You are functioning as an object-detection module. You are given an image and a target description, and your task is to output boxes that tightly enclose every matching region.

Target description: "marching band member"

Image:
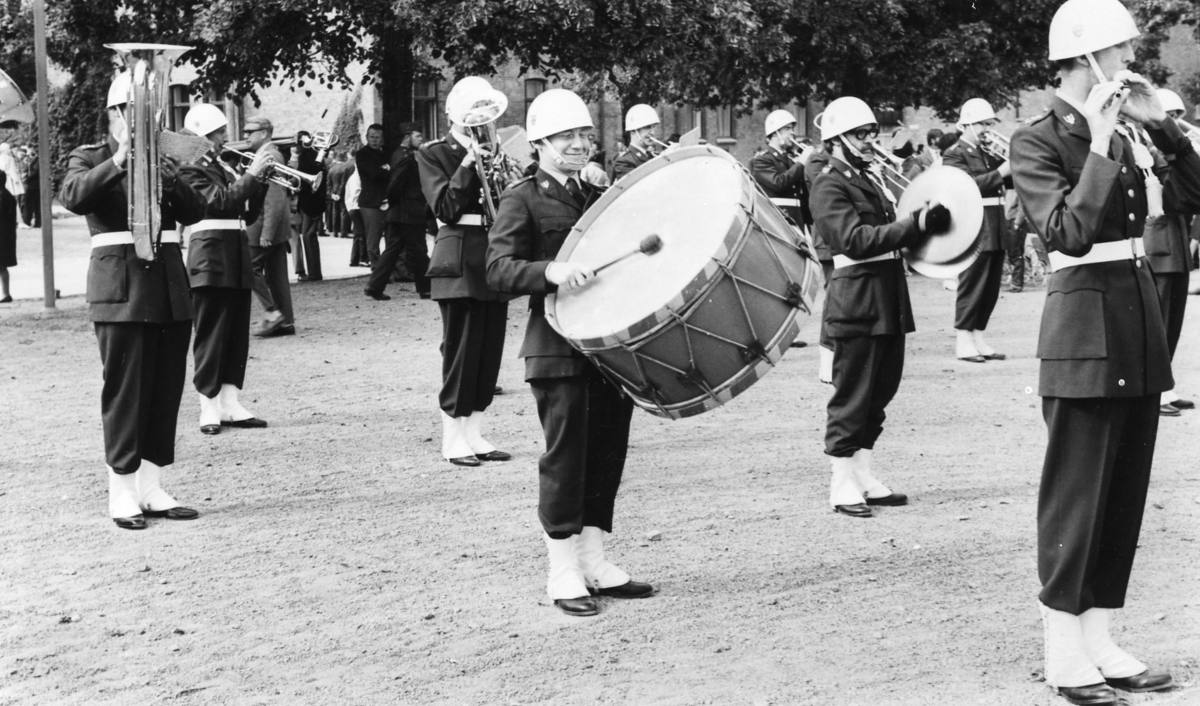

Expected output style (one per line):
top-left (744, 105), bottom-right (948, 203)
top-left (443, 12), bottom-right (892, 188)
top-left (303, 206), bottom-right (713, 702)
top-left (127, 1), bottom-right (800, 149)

top-left (611, 104), bottom-right (662, 181)
top-left (943, 98), bottom-right (1012, 362)
top-left (1147, 88), bottom-right (1195, 416)
top-left (487, 88), bottom-right (654, 617)
top-left (1010, 0), bottom-right (1200, 701)
top-left (750, 109), bottom-right (817, 350)
top-left (804, 142), bottom-right (838, 381)
top-left (418, 76), bottom-right (513, 467)
top-left (809, 97), bottom-right (951, 518)
top-left (59, 72), bottom-right (206, 528)
top-left (179, 104), bottom-right (273, 436)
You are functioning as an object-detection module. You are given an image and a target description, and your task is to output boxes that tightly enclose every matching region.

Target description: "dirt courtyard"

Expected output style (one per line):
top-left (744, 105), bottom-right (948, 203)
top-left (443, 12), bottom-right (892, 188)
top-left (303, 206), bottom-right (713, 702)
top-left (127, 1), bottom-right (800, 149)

top-left (2, 266), bottom-right (1199, 706)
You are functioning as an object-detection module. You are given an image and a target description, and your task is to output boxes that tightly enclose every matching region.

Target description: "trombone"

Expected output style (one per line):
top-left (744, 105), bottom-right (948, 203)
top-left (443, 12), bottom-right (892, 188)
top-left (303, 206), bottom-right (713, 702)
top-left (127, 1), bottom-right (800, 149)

top-left (980, 129), bottom-right (1010, 161)
top-left (223, 147), bottom-right (324, 194)
top-left (868, 143), bottom-right (911, 194)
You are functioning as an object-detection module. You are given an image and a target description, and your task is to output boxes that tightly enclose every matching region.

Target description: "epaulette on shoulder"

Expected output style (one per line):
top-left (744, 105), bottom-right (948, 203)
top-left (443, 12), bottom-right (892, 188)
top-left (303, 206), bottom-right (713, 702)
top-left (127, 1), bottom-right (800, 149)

top-left (79, 141), bottom-right (107, 150)
top-left (424, 137), bottom-right (447, 147)
top-left (1028, 109), bottom-right (1052, 125)
top-left (506, 175), bottom-right (534, 190)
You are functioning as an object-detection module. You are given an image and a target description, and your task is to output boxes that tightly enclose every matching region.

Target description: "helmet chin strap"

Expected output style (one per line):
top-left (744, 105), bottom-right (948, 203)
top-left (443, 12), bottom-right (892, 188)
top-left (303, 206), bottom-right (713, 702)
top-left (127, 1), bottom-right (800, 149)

top-left (541, 140), bottom-right (588, 172)
top-left (838, 134), bottom-right (872, 170)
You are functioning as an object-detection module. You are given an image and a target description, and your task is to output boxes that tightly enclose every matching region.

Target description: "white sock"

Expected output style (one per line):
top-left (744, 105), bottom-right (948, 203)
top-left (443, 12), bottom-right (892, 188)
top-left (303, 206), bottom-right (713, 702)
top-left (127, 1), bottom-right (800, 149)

top-left (577, 526), bottom-right (631, 589)
top-left (819, 345), bottom-right (834, 384)
top-left (956, 329), bottom-right (981, 359)
top-left (544, 534), bottom-right (589, 600)
top-left (1079, 608), bottom-right (1147, 679)
top-left (218, 384), bottom-right (255, 422)
top-left (829, 455), bottom-right (864, 507)
top-left (853, 448), bottom-right (892, 499)
top-left (108, 466), bottom-right (142, 519)
top-left (1040, 603), bottom-right (1106, 687)
top-left (462, 412), bottom-right (496, 454)
top-left (198, 393), bottom-right (221, 427)
top-left (1161, 389), bottom-right (1179, 405)
top-left (137, 460), bottom-right (179, 512)
top-left (440, 411), bottom-right (474, 459)
top-left (971, 329), bottom-right (996, 357)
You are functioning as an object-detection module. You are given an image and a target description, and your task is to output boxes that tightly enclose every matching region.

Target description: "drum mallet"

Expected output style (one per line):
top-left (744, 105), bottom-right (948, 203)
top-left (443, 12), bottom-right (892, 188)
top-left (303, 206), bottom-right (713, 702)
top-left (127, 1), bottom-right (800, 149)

top-left (593, 234), bottom-right (663, 274)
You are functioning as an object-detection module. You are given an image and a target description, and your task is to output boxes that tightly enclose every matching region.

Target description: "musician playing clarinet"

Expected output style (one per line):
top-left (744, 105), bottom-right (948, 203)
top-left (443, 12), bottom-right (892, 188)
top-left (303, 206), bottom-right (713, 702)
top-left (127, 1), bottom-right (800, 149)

top-left (487, 88), bottom-right (655, 618)
top-left (809, 97), bottom-right (951, 519)
top-left (1010, 0), bottom-right (1200, 701)
top-left (59, 72), bottom-right (206, 529)
top-left (943, 98), bottom-right (1012, 363)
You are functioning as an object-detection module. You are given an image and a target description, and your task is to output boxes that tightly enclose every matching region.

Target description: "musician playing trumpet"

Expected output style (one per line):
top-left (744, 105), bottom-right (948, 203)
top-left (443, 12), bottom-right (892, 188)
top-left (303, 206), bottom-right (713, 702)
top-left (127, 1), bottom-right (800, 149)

top-left (418, 76), bottom-right (513, 467)
top-left (942, 98), bottom-right (1012, 362)
top-left (612, 104), bottom-right (663, 181)
top-left (809, 97), bottom-right (952, 519)
top-left (178, 104), bottom-right (274, 436)
top-left (59, 71), bottom-right (207, 529)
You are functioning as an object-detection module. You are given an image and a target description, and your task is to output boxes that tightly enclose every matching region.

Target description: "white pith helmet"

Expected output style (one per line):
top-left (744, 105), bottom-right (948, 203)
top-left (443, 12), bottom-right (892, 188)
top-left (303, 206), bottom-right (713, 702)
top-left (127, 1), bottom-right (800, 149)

top-left (765, 109), bottom-right (797, 137)
top-left (445, 76), bottom-right (508, 127)
top-left (958, 98), bottom-right (997, 126)
top-left (816, 97), bottom-right (876, 141)
top-left (106, 72), bottom-right (131, 109)
top-left (526, 89), bottom-right (593, 142)
top-left (1048, 0), bottom-right (1140, 61)
top-left (624, 103), bottom-right (660, 132)
top-left (1157, 88), bottom-right (1185, 114)
top-left (183, 103), bottom-right (228, 137)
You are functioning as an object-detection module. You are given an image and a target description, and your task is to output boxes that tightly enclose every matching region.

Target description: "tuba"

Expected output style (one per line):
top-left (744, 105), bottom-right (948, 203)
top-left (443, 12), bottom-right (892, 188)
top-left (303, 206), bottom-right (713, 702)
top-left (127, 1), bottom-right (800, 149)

top-left (105, 43), bottom-right (192, 262)
top-left (0, 68), bottom-right (34, 128)
top-left (455, 92), bottom-right (512, 226)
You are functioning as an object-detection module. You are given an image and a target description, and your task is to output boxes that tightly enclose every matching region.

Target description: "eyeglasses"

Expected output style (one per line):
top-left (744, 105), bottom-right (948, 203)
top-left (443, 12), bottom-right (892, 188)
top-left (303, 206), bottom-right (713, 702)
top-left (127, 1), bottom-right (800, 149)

top-left (244, 127), bottom-right (266, 135)
top-left (847, 126), bottom-right (880, 141)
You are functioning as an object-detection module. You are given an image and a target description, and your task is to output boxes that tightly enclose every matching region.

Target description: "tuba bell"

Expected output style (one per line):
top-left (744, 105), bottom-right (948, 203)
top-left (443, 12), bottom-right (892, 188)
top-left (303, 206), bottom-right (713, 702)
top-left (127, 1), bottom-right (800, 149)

top-left (0, 68), bottom-right (34, 128)
top-left (105, 43), bottom-right (193, 262)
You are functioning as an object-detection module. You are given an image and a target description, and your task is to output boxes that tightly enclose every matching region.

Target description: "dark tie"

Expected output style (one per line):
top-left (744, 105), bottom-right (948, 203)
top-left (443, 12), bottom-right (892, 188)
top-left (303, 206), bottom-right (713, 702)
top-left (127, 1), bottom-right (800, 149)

top-left (565, 177), bottom-right (585, 207)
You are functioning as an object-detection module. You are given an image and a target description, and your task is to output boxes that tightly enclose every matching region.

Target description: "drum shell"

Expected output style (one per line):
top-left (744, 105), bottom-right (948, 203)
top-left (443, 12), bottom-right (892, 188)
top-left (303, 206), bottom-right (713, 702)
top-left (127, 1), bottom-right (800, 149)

top-left (549, 146), bottom-right (819, 419)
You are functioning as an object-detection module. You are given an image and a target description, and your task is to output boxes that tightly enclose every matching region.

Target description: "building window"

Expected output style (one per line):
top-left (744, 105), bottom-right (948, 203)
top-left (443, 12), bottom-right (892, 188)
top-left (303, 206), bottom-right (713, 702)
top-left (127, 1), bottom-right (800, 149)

top-left (169, 85), bottom-right (192, 132)
top-left (414, 79), bottom-right (440, 137)
top-left (525, 78), bottom-right (547, 114)
top-left (714, 105), bottom-right (735, 140)
top-left (675, 105), bottom-right (702, 138)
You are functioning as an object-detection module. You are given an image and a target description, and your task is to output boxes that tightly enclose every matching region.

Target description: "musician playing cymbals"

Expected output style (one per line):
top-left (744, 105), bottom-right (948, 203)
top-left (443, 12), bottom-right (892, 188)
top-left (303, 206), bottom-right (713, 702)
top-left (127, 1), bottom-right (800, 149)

top-left (59, 71), bottom-right (207, 529)
top-left (487, 88), bottom-right (655, 618)
top-left (942, 98), bottom-right (1012, 363)
top-left (1009, 0), bottom-right (1200, 701)
top-left (809, 97), bottom-right (951, 519)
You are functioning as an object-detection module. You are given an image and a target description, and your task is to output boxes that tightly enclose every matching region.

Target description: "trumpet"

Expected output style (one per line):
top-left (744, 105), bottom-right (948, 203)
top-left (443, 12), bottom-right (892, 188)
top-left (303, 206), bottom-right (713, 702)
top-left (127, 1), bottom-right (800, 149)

top-left (980, 129), bottom-right (1009, 161)
top-left (786, 136), bottom-right (814, 164)
top-left (223, 147), bottom-right (324, 194)
top-left (1175, 119), bottom-right (1200, 146)
top-left (868, 142), bottom-right (911, 193)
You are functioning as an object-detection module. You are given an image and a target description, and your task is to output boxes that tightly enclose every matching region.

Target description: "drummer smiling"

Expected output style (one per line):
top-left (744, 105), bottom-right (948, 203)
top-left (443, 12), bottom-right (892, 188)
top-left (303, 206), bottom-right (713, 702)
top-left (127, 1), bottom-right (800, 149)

top-left (486, 88), bottom-right (656, 618)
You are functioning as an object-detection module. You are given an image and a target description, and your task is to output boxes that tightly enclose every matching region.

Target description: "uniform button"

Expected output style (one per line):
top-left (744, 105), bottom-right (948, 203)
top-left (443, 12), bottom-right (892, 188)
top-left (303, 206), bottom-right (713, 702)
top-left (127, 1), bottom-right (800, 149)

top-left (1127, 189), bottom-right (1135, 197)
top-left (1128, 213), bottom-right (1135, 221)
top-left (1136, 260), bottom-right (1142, 268)
top-left (1118, 379), bottom-right (1125, 386)
top-left (1122, 167), bottom-right (1128, 173)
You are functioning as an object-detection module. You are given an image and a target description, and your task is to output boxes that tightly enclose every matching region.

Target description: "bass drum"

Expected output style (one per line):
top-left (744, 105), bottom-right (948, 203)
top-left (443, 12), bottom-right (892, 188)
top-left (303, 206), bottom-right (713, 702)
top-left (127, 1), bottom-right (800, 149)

top-left (546, 145), bottom-right (820, 419)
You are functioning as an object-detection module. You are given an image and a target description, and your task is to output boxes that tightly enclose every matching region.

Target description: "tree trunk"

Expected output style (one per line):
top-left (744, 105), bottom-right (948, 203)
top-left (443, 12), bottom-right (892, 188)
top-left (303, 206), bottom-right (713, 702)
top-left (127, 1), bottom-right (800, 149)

top-left (376, 27), bottom-right (414, 154)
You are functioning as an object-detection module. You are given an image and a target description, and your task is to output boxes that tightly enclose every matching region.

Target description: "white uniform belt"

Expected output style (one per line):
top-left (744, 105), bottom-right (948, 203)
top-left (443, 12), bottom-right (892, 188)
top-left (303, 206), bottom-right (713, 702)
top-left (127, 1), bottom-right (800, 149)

top-left (1048, 238), bottom-right (1145, 272)
top-left (91, 230), bottom-right (180, 248)
top-left (833, 251), bottom-right (900, 269)
top-left (191, 218), bottom-right (244, 232)
top-left (980, 197), bottom-right (1004, 206)
top-left (770, 198), bottom-right (803, 208)
top-left (436, 214), bottom-right (485, 228)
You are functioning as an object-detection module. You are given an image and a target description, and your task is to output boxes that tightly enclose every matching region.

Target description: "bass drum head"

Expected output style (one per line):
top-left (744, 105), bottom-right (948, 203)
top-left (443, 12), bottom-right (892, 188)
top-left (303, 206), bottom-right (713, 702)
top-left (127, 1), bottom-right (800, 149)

top-left (551, 147), bottom-right (746, 343)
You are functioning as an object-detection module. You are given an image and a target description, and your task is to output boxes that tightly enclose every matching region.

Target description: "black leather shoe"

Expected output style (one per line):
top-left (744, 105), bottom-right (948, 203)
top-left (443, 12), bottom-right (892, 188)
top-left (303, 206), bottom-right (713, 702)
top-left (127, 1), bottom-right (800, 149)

top-left (1159, 403), bottom-right (1181, 417)
top-left (113, 514), bottom-right (147, 530)
top-left (594, 581), bottom-right (655, 599)
top-left (1169, 398), bottom-right (1195, 410)
top-left (448, 456), bottom-right (482, 467)
top-left (476, 450), bottom-right (512, 462)
top-left (1054, 683), bottom-right (1117, 705)
top-left (365, 289), bottom-right (391, 301)
top-left (253, 316), bottom-right (286, 337)
top-left (258, 324), bottom-right (295, 338)
top-left (553, 596), bottom-right (599, 616)
top-left (789, 340), bottom-right (808, 348)
top-left (1105, 669), bottom-right (1173, 693)
top-left (834, 503), bottom-right (872, 518)
top-left (982, 352), bottom-right (1007, 360)
top-left (200, 424), bottom-right (221, 435)
top-left (494, 385), bottom-right (504, 394)
top-left (222, 417), bottom-right (268, 428)
top-left (865, 493), bottom-right (908, 506)
top-left (142, 506), bottom-right (200, 520)
top-left (958, 355), bottom-right (987, 363)
top-left (419, 293), bottom-right (432, 299)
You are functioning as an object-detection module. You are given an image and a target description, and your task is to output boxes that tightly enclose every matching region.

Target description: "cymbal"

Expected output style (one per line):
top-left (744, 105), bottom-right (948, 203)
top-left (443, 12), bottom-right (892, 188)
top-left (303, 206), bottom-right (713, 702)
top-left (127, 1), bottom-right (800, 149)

top-left (898, 166), bottom-right (983, 267)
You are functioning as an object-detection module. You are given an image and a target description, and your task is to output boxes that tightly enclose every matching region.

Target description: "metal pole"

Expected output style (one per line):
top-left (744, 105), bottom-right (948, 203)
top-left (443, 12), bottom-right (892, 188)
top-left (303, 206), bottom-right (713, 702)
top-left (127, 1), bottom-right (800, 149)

top-left (33, 0), bottom-right (55, 310)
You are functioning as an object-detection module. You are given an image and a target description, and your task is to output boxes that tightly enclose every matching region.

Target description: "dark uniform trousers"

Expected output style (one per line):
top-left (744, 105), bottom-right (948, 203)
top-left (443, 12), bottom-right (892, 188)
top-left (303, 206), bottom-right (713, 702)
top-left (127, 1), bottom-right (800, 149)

top-left (1012, 97), bottom-right (1200, 615)
top-left (1154, 272), bottom-right (1188, 356)
top-left (97, 321), bottom-right (192, 471)
top-left (810, 156), bottom-right (920, 459)
top-left (486, 167), bottom-right (632, 539)
top-left (420, 134), bottom-right (513, 418)
top-left (1146, 214), bottom-right (1192, 358)
top-left (943, 140), bottom-right (1010, 330)
top-left (60, 137), bottom-right (206, 476)
top-left (192, 288), bottom-right (251, 398)
top-left (300, 212), bottom-right (323, 279)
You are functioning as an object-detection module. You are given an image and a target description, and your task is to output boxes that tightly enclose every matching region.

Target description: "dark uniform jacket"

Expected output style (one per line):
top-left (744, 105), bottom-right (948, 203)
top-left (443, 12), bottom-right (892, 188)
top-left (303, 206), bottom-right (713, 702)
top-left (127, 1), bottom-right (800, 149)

top-left (1143, 147), bottom-right (1194, 274)
top-left (179, 159), bottom-right (262, 290)
top-left (941, 138), bottom-right (1010, 251)
top-left (245, 144), bottom-right (291, 248)
top-left (355, 145), bottom-right (389, 209)
top-left (418, 134), bottom-right (509, 301)
top-left (810, 156), bottom-right (921, 339)
top-left (804, 151), bottom-right (833, 261)
top-left (386, 145), bottom-right (427, 225)
top-left (486, 169), bottom-right (602, 380)
top-left (750, 145), bottom-right (811, 229)
top-left (60, 137), bottom-right (206, 323)
top-left (1011, 96), bottom-right (1200, 398)
top-left (611, 144), bottom-right (654, 181)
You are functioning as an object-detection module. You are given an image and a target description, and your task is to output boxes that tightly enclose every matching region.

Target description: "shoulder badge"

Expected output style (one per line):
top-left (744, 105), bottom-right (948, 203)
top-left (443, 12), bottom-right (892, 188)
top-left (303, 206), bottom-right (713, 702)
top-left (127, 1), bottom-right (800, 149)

top-left (1063, 112), bottom-right (1076, 125)
top-left (539, 179), bottom-right (551, 190)
top-left (843, 169), bottom-right (852, 178)
top-left (821, 165), bottom-right (832, 174)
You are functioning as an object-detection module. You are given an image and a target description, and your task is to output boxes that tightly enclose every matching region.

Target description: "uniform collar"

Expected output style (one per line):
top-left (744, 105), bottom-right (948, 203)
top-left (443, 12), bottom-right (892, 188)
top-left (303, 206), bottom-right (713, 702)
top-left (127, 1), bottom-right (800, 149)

top-left (535, 167), bottom-right (588, 209)
top-left (1052, 92), bottom-right (1091, 140)
top-left (450, 130), bottom-right (473, 150)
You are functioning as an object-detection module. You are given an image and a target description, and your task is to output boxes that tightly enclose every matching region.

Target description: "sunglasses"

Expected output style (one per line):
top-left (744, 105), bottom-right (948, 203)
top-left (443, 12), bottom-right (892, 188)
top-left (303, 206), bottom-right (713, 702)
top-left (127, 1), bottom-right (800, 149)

top-left (847, 126), bottom-right (880, 141)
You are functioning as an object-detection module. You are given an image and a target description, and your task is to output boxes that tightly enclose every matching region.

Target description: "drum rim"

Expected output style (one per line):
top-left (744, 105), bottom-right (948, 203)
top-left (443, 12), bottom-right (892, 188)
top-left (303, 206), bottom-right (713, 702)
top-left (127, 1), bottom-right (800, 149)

top-left (547, 145), bottom-right (754, 349)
